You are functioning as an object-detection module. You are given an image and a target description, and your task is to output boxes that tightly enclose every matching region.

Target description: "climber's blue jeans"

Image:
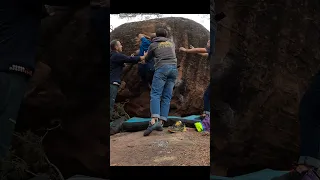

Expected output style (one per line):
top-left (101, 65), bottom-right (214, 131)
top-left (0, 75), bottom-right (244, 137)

top-left (150, 64), bottom-right (178, 121)
top-left (298, 70), bottom-right (320, 168)
top-left (0, 72), bottom-right (28, 159)
top-left (203, 83), bottom-right (211, 115)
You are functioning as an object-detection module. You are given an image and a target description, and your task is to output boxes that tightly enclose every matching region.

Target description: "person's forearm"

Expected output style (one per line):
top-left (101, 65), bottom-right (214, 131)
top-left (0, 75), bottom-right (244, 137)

top-left (198, 53), bottom-right (209, 57)
top-left (185, 48), bottom-right (207, 54)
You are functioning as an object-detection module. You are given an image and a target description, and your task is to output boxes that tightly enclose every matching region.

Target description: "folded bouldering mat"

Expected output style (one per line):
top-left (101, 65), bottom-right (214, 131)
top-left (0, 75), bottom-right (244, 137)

top-left (122, 115), bottom-right (202, 132)
top-left (210, 169), bottom-right (288, 180)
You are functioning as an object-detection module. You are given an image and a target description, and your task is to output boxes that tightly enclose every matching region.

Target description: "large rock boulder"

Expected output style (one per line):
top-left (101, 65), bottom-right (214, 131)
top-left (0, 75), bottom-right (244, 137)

top-left (212, 0), bottom-right (320, 176)
top-left (110, 17), bottom-right (210, 117)
top-left (16, 7), bottom-right (109, 178)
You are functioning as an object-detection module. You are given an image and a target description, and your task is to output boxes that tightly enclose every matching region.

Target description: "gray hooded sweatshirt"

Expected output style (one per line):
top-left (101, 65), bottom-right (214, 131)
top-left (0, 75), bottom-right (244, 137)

top-left (145, 37), bottom-right (177, 69)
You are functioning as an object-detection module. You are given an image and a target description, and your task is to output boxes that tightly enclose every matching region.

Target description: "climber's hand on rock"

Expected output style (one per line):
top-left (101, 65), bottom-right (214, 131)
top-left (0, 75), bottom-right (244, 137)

top-left (131, 53), bottom-right (135, 57)
top-left (179, 47), bottom-right (187, 52)
top-left (189, 45), bottom-right (194, 49)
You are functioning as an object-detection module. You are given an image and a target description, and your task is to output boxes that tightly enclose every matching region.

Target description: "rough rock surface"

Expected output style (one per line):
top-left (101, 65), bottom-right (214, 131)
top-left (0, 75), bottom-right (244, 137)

top-left (212, 0), bottom-right (320, 176)
top-left (16, 7), bottom-right (109, 178)
top-left (110, 17), bottom-right (210, 118)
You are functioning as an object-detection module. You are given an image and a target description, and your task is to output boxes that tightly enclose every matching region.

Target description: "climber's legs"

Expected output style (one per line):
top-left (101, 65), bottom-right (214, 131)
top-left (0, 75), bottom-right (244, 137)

top-left (138, 63), bottom-right (148, 85)
top-left (298, 70), bottom-right (320, 168)
top-left (139, 59), bottom-right (155, 88)
top-left (203, 83), bottom-right (211, 116)
top-left (146, 59), bottom-right (155, 87)
top-left (146, 69), bottom-right (154, 87)
top-left (150, 64), bottom-right (178, 121)
top-left (110, 84), bottom-right (119, 116)
top-left (0, 72), bottom-right (28, 159)
top-left (201, 9), bottom-right (216, 119)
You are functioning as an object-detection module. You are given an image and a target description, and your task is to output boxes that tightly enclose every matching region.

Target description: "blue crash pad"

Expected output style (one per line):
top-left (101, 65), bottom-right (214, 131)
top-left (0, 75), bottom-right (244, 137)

top-left (210, 169), bottom-right (288, 180)
top-left (182, 115), bottom-right (201, 120)
top-left (125, 115), bottom-right (201, 123)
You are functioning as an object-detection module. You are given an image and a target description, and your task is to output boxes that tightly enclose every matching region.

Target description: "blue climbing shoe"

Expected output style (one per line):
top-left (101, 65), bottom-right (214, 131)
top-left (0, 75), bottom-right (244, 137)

top-left (143, 119), bottom-right (159, 136)
top-left (155, 120), bottom-right (164, 131)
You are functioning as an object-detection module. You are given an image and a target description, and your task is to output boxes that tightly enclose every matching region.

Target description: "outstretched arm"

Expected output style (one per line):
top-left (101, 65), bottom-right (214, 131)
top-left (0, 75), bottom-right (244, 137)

top-left (132, 49), bottom-right (140, 56)
top-left (189, 45), bottom-right (208, 57)
top-left (118, 53), bottom-right (144, 64)
top-left (179, 47), bottom-right (208, 54)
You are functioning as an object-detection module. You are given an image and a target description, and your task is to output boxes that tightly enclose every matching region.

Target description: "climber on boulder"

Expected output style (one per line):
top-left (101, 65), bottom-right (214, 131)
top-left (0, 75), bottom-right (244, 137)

top-left (0, 0), bottom-right (95, 161)
top-left (142, 28), bottom-right (178, 136)
top-left (135, 33), bottom-right (156, 89)
top-left (110, 39), bottom-right (146, 115)
top-left (179, 40), bottom-right (211, 119)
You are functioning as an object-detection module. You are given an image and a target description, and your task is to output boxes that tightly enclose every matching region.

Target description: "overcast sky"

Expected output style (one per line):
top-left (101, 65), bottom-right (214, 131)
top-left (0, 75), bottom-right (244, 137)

top-left (110, 14), bottom-right (210, 32)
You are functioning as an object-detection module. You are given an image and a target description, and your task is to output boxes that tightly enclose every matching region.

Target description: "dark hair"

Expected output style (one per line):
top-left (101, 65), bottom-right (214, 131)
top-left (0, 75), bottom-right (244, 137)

top-left (110, 40), bottom-right (119, 50)
top-left (156, 28), bottom-right (167, 37)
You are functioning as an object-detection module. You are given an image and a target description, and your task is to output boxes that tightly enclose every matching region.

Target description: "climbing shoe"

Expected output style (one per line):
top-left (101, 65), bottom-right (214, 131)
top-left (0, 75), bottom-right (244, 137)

top-left (196, 113), bottom-right (209, 120)
top-left (199, 113), bottom-right (206, 120)
top-left (168, 121), bottom-right (186, 133)
top-left (143, 119), bottom-right (159, 136)
top-left (155, 120), bottom-right (164, 131)
top-left (271, 168), bottom-right (320, 180)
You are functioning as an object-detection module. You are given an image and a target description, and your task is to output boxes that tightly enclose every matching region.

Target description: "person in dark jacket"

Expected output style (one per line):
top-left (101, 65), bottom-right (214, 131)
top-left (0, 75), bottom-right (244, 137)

top-left (110, 40), bottom-right (146, 114)
top-left (142, 28), bottom-right (178, 136)
top-left (179, 39), bottom-right (211, 119)
top-left (0, 0), bottom-right (95, 160)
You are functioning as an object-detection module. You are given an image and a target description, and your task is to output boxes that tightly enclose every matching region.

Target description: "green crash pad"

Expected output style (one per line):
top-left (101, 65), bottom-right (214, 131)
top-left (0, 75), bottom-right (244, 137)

top-left (211, 169), bottom-right (288, 180)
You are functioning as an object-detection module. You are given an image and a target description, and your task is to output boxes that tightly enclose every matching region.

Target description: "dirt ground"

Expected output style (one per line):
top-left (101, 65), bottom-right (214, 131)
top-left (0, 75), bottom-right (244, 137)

top-left (110, 127), bottom-right (210, 166)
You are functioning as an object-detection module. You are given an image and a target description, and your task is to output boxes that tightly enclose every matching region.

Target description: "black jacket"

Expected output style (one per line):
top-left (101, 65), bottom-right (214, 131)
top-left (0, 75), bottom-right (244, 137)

top-left (110, 51), bottom-right (140, 84)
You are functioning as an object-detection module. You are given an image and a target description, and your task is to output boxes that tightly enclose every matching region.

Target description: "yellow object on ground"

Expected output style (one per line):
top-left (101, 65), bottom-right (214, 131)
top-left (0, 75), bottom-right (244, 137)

top-left (194, 122), bottom-right (204, 132)
top-left (168, 121), bottom-right (186, 133)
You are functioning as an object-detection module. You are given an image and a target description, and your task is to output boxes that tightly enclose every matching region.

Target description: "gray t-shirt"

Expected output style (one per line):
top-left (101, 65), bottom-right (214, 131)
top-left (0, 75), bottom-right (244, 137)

top-left (145, 37), bottom-right (177, 69)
